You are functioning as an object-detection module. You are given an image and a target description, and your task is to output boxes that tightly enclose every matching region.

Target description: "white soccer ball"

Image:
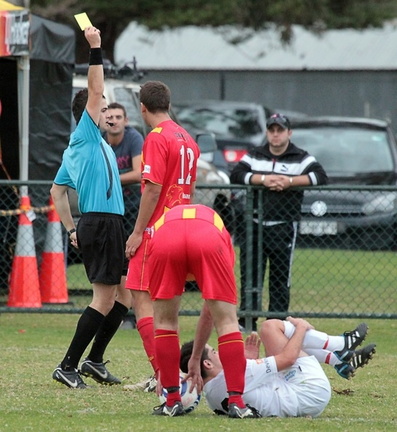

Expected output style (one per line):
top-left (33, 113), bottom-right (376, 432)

top-left (159, 373), bottom-right (201, 414)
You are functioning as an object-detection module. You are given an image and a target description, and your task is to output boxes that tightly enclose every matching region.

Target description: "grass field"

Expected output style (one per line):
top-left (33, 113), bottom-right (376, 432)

top-left (63, 247), bottom-right (397, 317)
top-left (1, 313), bottom-right (396, 432)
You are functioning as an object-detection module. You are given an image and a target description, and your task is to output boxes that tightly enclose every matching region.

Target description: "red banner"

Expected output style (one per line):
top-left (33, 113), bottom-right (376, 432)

top-left (0, 9), bottom-right (29, 57)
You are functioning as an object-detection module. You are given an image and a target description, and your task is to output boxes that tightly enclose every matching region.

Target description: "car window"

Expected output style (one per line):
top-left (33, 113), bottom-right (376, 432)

top-left (293, 127), bottom-right (394, 175)
top-left (175, 106), bottom-right (263, 140)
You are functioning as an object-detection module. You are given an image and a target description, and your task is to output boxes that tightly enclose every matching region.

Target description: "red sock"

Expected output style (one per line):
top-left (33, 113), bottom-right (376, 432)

top-left (218, 332), bottom-right (245, 408)
top-left (137, 317), bottom-right (159, 376)
top-left (325, 352), bottom-right (332, 364)
top-left (154, 329), bottom-right (181, 405)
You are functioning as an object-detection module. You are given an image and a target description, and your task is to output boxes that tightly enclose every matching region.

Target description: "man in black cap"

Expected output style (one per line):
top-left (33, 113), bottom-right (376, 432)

top-left (230, 113), bottom-right (328, 329)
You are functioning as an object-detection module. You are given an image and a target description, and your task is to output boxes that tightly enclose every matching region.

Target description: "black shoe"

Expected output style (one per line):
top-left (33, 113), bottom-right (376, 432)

top-left (335, 323), bottom-right (368, 361)
top-left (334, 362), bottom-right (355, 380)
top-left (52, 365), bottom-right (88, 389)
top-left (228, 403), bottom-right (262, 418)
top-left (80, 359), bottom-right (121, 385)
top-left (350, 343), bottom-right (376, 369)
top-left (152, 401), bottom-right (185, 417)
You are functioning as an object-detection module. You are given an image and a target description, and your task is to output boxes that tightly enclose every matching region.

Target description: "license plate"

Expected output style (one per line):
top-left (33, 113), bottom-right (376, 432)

top-left (299, 221), bottom-right (338, 236)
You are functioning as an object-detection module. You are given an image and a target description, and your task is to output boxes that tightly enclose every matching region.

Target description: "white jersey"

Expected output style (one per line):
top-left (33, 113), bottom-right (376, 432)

top-left (203, 355), bottom-right (331, 418)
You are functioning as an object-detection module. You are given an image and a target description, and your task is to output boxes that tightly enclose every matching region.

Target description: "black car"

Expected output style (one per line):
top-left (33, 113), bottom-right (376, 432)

top-left (173, 100), bottom-right (271, 173)
top-left (292, 116), bottom-right (397, 250)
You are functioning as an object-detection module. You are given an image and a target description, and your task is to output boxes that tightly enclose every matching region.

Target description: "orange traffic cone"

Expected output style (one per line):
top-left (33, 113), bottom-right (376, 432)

top-left (39, 197), bottom-right (68, 303)
top-left (7, 195), bottom-right (42, 308)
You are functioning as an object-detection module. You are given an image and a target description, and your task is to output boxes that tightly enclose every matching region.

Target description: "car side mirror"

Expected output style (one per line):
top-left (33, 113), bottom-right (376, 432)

top-left (196, 133), bottom-right (217, 153)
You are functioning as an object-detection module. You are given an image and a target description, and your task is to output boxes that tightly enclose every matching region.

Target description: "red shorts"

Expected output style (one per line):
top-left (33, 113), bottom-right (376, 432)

top-left (125, 232), bottom-right (151, 291)
top-left (148, 217), bottom-right (237, 304)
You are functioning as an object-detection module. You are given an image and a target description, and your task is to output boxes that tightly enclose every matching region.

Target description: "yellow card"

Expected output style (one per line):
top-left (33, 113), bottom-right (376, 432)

top-left (74, 13), bottom-right (93, 31)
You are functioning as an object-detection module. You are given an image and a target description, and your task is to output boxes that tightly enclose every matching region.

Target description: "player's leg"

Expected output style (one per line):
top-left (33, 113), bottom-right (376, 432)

top-left (283, 319), bottom-right (368, 354)
top-left (53, 282), bottom-right (117, 389)
top-left (279, 318), bottom-right (375, 379)
top-left (126, 239), bottom-right (158, 378)
top-left (206, 299), bottom-right (260, 418)
top-left (81, 279), bottom-right (130, 385)
top-left (258, 318), bottom-right (290, 356)
top-left (130, 290), bottom-right (158, 380)
top-left (152, 296), bottom-right (185, 416)
top-left (150, 221), bottom-right (189, 416)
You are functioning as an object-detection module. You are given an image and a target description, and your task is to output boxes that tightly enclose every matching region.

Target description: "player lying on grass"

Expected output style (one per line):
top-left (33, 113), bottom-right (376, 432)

top-left (180, 318), bottom-right (376, 418)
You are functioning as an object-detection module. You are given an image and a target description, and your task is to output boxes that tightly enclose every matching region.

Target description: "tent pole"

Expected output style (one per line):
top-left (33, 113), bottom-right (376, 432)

top-left (17, 54), bottom-right (29, 195)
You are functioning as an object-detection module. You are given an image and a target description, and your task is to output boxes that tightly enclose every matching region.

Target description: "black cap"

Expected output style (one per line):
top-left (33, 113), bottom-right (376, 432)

top-left (266, 113), bottom-right (291, 130)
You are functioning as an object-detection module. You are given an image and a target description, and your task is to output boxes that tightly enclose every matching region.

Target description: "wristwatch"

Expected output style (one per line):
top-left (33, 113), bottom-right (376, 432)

top-left (67, 228), bottom-right (76, 237)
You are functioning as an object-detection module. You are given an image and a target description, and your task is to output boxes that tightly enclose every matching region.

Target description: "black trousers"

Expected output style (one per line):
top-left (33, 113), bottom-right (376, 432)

top-left (239, 221), bottom-right (297, 318)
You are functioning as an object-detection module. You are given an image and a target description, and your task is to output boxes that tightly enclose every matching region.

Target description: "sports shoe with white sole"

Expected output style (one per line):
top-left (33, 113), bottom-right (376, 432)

top-left (334, 342), bottom-right (376, 379)
top-left (143, 375), bottom-right (157, 392)
top-left (52, 365), bottom-right (88, 389)
top-left (335, 322), bottom-right (368, 361)
top-left (228, 403), bottom-right (262, 419)
top-left (80, 359), bottom-right (121, 385)
top-left (152, 401), bottom-right (185, 417)
top-left (350, 343), bottom-right (376, 369)
top-left (123, 375), bottom-right (157, 392)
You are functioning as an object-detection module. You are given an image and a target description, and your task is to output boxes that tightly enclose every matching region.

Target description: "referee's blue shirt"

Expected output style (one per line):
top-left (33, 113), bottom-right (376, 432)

top-left (54, 109), bottom-right (124, 215)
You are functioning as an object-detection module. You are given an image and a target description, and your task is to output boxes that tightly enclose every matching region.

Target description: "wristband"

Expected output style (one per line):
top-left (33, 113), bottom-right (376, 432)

top-left (68, 228), bottom-right (76, 237)
top-left (289, 177), bottom-right (293, 185)
top-left (261, 174), bottom-right (266, 184)
top-left (89, 47), bottom-right (103, 65)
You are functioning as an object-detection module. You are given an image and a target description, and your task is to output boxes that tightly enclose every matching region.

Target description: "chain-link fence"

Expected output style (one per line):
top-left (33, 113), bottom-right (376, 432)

top-left (1, 181), bottom-right (396, 324)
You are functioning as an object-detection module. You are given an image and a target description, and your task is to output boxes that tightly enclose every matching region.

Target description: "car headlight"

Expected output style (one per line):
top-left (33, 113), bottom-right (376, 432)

top-left (362, 193), bottom-right (397, 215)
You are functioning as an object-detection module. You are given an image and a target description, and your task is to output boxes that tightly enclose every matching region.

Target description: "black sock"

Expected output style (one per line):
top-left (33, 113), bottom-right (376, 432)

top-left (87, 301), bottom-right (129, 363)
top-left (61, 306), bottom-right (104, 371)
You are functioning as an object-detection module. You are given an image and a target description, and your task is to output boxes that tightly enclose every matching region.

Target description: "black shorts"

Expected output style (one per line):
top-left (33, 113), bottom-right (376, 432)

top-left (77, 212), bottom-right (125, 285)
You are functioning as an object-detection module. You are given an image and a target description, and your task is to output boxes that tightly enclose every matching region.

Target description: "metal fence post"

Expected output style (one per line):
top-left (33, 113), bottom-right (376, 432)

top-left (244, 187), bottom-right (254, 332)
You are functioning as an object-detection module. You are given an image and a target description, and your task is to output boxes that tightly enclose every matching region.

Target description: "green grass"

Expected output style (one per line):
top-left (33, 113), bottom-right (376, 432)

top-left (63, 248), bottom-right (397, 317)
top-left (1, 314), bottom-right (396, 431)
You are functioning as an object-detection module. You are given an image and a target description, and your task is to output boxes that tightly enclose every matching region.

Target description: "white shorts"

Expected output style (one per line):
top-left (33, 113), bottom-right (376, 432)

top-left (283, 356), bottom-right (332, 417)
top-left (243, 355), bottom-right (331, 417)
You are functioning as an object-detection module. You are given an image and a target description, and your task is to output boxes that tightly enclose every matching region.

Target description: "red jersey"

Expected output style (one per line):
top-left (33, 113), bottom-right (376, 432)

top-left (141, 119), bottom-right (200, 227)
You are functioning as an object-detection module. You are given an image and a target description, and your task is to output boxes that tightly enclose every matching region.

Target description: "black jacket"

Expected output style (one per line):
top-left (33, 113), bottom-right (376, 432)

top-left (230, 142), bottom-right (328, 222)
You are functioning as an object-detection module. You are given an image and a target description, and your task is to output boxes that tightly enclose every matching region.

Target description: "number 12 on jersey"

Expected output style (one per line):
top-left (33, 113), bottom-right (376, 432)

top-left (178, 145), bottom-right (195, 185)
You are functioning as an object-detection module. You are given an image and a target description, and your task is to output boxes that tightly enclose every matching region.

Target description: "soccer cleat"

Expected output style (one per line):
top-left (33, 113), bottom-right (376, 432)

top-left (80, 359), bottom-right (121, 385)
top-left (143, 375), bottom-right (157, 393)
top-left (335, 322), bottom-right (368, 361)
top-left (228, 403), bottom-right (262, 419)
top-left (334, 362), bottom-right (355, 380)
top-left (350, 343), bottom-right (376, 369)
top-left (52, 365), bottom-right (88, 389)
top-left (152, 401), bottom-right (185, 417)
top-left (123, 375), bottom-right (157, 392)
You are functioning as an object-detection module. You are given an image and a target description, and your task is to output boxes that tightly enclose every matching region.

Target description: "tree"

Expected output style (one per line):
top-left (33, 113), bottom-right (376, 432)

top-left (30, 0), bottom-right (397, 64)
